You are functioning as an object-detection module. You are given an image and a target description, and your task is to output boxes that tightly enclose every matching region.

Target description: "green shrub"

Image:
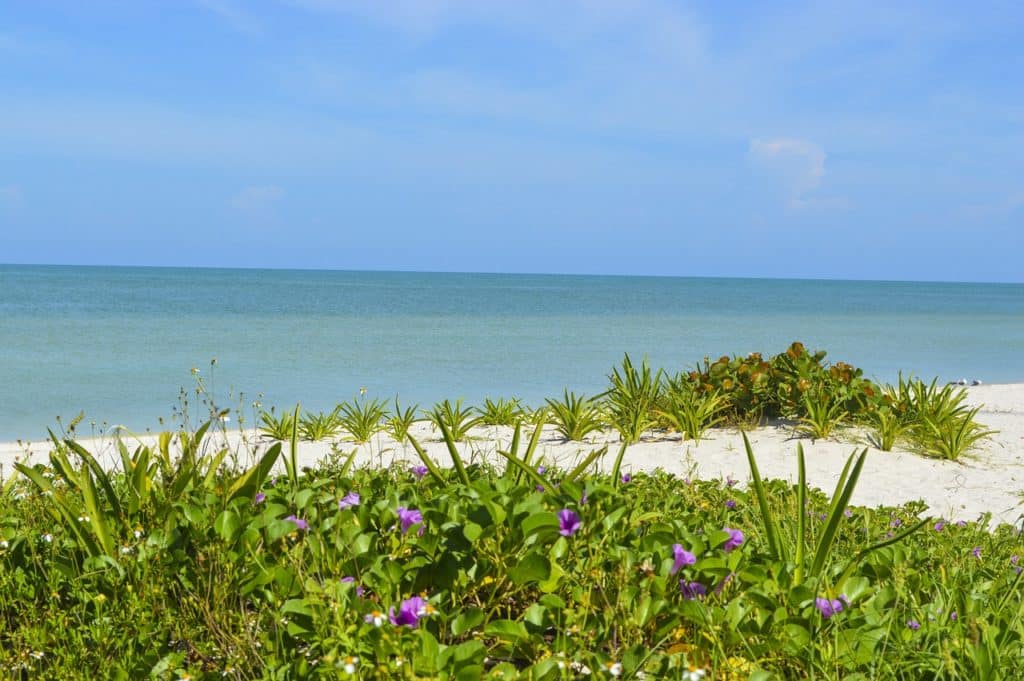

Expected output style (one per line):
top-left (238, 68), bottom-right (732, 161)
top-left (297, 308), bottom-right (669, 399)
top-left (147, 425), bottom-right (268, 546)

top-left (545, 390), bottom-right (605, 441)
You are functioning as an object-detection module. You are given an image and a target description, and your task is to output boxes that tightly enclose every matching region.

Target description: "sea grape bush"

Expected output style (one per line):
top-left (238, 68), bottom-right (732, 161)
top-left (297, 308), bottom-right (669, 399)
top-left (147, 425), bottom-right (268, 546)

top-left (1, 417), bottom-right (1021, 679)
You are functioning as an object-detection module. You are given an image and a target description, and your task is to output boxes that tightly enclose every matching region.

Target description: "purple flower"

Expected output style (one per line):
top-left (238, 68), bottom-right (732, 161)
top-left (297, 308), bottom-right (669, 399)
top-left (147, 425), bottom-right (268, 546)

top-left (934, 520), bottom-right (945, 532)
top-left (726, 476), bottom-right (737, 488)
top-left (536, 466), bottom-right (547, 475)
top-left (580, 490), bottom-right (589, 505)
top-left (679, 581), bottom-right (707, 600)
top-left (972, 546), bottom-right (982, 559)
top-left (621, 473), bottom-right (632, 484)
top-left (907, 619), bottom-right (921, 631)
top-left (389, 596), bottom-right (428, 628)
top-left (890, 517), bottom-right (903, 528)
top-left (725, 499), bottom-right (736, 510)
top-left (254, 492), bottom-right (266, 504)
top-left (843, 509), bottom-right (853, 518)
top-left (535, 484), bottom-right (545, 493)
top-left (411, 465), bottom-right (429, 480)
top-left (1011, 555), bottom-right (1019, 565)
top-left (670, 544), bottom-right (696, 575)
top-left (722, 528), bottom-right (744, 553)
top-left (339, 491), bottom-right (360, 510)
top-left (285, 514), bottom-right (309, 531)
top-left (815, 597), bottom-right (845, 619)
top-left (950, 611), bottom-right (958, 621)
top-left (341, 576), bottom-right (365, 596)
top-left (558, 509), bottom-right (582, 537)
top-left (714, 571), bottom-right (735, 595)
top-left (956, 520), bottom-right (967, 528)
top-left (396, 507), bottom-right (423, 534)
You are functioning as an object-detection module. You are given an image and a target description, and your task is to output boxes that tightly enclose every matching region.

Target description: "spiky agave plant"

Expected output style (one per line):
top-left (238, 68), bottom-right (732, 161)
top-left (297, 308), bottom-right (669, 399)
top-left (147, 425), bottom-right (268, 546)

top-left (259, 406), bottom-right (298, 441)
top-left (545, 390), bottom-right (605, 441)
top-left (428, 399), bottom-right (481, 442)
top-left (656, 377), bottom-right (727, 442)
top-left (476, 397), bottom-right (526, 427)
top-left (337, 396), bottom-right (389, 444)
top-left (604, 354), bottom-right (663, 445)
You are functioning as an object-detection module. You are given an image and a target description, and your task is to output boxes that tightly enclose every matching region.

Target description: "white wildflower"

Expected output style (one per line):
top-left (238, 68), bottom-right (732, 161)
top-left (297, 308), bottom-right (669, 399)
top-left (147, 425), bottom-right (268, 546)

top-left (40, 533), bottom-right (53, 543)
top-left (340, 655), bottom-right (359, 674)
top-left (605, 662), bottom-right (623, 677)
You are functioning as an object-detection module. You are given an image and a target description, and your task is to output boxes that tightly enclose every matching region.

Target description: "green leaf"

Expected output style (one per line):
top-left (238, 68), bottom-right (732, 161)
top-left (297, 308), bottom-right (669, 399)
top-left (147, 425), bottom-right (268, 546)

top-left (484, 620), bottom-right (528, 642)
top-left (214, 509), bottom-right (241, 543)
top-left (226, 442), bottom-right (281, 504)
top-left (451, 608), bottom-right (485, 636)
top-left (509, 553), bottom-right (551, 585)
top-left (521, 512), bottom-right (559, 538)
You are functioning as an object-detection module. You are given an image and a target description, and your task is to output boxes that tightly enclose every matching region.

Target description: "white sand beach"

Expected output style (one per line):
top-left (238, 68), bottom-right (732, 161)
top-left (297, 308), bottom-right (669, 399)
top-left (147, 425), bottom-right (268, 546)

top-left (2, 384), bottom-right (1022, 526)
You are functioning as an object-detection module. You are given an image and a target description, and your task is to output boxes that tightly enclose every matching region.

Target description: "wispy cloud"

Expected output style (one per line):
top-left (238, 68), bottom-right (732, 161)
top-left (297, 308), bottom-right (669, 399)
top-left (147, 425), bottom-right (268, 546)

top-left (748, 138), bottom-right (835, 210)
top-left (231, 185), bottom-right (284, 216)
top-left (195, 0), bottom-right (261, 35)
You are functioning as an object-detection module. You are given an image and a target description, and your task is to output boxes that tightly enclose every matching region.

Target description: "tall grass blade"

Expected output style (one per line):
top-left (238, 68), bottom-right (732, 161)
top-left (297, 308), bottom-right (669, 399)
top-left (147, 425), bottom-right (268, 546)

top-left (226, 442), bottom-right (281, 504)
top-left (565, 445), bottom-right (609, 483)
top-left (809, 448), bottom-right (868, 579)
top-left (794, 443), bottom-right (807, 585)
top-left (743, 431), bottom-right (782, 560)
top-left (436, 419), bottom-right (471, 486)
top-left (405, 432), bottom-right (445, 484)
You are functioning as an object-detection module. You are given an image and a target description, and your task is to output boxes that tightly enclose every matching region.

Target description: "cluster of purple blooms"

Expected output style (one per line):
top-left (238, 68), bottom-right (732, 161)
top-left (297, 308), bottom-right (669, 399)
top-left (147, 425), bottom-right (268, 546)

top-left (815, 595), bottom-right (850, 619)
top-left (397, 507), bottom-right (424, 535)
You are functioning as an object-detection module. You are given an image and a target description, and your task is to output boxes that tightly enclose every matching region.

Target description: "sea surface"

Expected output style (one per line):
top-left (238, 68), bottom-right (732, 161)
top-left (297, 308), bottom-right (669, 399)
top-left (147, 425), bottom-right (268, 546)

top-left (1, 264), bottom-right (1022, 441)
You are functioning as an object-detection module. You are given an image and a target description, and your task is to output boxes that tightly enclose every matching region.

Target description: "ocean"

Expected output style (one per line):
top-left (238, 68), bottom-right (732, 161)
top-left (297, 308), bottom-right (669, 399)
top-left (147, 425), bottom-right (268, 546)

top-left (1, 264), bottom-right (1022, 441)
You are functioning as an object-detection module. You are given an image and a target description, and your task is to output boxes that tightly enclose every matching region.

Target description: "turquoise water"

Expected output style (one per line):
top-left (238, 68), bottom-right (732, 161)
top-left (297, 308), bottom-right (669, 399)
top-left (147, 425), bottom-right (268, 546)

top-left (1, 264), bottom-right (1022, 440)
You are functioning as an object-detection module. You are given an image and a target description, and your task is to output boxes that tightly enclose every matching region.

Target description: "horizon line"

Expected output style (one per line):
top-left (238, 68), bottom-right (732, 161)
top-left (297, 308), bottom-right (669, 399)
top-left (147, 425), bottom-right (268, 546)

top-left (1, 261), bottom-right (1021, 287)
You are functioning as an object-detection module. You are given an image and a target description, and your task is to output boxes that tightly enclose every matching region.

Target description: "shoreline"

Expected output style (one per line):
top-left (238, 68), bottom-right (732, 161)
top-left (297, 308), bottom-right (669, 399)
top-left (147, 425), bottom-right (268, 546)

top-left (2, 383), bottom-right (1022, 525)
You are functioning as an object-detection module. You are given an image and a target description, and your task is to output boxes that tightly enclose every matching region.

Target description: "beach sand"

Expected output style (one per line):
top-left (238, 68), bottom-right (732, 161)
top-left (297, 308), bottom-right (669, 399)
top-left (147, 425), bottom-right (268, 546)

top-left (2, 384), bottom-right (1022, 525)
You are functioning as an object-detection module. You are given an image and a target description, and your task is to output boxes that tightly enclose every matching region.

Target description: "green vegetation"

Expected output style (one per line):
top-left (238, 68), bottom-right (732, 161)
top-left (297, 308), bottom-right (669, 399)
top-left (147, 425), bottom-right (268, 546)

top-left (476, 398), bottom-right (526, 427)
top-left (545, 390), bottom-right (605, 442)
top-left (1, 410), bottom-right (1019, 679)
top-left (15, 345), bottom-right (995, 674)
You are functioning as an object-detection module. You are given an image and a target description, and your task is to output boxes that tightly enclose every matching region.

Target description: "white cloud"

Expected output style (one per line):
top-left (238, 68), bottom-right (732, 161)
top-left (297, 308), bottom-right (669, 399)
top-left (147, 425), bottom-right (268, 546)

top-left (231, 185), bottom-right (284, 216)
top-left (748, 138), bottom-right (830, 209)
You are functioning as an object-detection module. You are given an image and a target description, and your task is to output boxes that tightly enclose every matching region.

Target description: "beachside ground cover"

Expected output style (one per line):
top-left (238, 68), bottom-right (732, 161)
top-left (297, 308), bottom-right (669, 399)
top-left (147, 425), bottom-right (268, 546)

top-left (2, 412), bottom-right (1022, 680)
top-left (257, 343), bottom-right (994, 462)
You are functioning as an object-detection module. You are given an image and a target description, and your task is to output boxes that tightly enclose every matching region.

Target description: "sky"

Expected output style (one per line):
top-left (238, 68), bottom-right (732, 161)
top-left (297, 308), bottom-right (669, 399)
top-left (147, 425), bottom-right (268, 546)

top-left (1, 1), bottom-right (1022, 282)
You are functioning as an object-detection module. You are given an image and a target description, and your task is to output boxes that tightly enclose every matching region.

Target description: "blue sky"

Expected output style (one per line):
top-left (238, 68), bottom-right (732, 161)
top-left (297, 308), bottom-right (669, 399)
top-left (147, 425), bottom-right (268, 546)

top-left (1, 1), bottom-right (1022, 282)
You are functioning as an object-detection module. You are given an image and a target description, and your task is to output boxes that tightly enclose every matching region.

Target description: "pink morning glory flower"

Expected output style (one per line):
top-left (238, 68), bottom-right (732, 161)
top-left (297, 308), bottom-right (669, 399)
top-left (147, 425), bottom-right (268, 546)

top-left (670, 544), bottom-right (696, 575)
top-left (389, 596), bottom-right (428, 628)
top-left (722, 528), bottom-right (744, 552)
top-left (815, 597), bottom-right (845, 619)
top-left (680, 581), bottom-right (707, 600)
top-left (397, 507), bottom-right (423, 534)
top-left (285, 515), bottom-right (309, 531)
top-left (558, 509), bottom-right (582, 537)
top-left (411, 465), bottom-right (429, 480)
top-left (338, 491), bottom-right (360, 510)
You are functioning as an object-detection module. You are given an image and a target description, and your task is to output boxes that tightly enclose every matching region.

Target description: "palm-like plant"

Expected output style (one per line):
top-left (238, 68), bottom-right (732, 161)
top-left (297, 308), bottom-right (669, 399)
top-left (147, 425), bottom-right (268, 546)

top-left (604, 354), bottom-right (663, 444)
top-left (428, 399), bottom-right (481, 442)
top-left (386, 398), bottom-right (419, 442)
top-left (259, 406), bottom-right (297, 441)
top-left (299, 408), bottom-right (343, 441)
top-left (545, 390), bottom-right (605, 441)
top-left (476, 397), bottom-right (526, 427)
top-left (337, 396), bottom-right (389, 444)
top-left (656, 380), bottom-right (727, 442)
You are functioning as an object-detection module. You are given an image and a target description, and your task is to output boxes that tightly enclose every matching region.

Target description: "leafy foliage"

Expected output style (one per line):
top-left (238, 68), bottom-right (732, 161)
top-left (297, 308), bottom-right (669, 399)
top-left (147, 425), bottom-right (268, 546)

top-left (2, 421), bottom-right (1020, 679)
top-left (427, 399), bottom-right (481, 442)
top-left (337, 396), bottom-right (389, 444)
top-left (545, 390), bottom-right (605, 442)
top-left (475, 397), bottom-right (526, 427)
